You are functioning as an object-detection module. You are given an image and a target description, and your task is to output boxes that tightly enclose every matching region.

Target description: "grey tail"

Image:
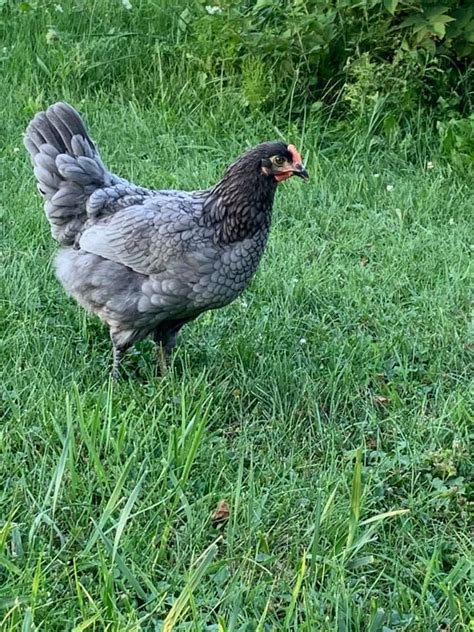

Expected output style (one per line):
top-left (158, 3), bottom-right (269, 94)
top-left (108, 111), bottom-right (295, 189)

top-left (24, 102), bottom-right (113, 245)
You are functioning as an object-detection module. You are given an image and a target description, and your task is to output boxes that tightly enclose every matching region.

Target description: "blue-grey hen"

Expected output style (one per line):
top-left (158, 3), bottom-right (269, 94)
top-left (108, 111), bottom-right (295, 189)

top-left (24, 102), bottom-right (308, 377)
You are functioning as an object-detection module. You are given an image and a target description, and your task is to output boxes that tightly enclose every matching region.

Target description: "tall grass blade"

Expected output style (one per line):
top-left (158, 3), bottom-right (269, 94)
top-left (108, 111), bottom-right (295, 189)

top-left (94, 521), bottom-right (149, 602)
top-left (163, 539), bottom-right (220, 631)
top-left (283, 551), bottom-right (306, 629)
top-left (84, 453), bottom-right (136, 555)
top-left (72, 614), bottom-right (101, 632)
top-left (112, 470), bottom-right (147, 566)
top-left (346, 447), bottom-right (362, 555)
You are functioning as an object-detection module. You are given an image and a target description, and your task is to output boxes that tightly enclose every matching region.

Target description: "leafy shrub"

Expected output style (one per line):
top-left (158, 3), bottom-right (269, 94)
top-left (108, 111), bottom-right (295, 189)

top-left (438, 114), bottom-right (474, 171)
top-left (184, 1), bottom-right (473, 115)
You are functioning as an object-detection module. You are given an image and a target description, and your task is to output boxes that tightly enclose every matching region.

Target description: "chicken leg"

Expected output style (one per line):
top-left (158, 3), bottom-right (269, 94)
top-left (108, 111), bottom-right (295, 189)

top-left (111, 337), bottom-right (133, 380)
top-left (153, 319), bottom-right (190, 375)
top-left (112, 344), bottom-right (124, 380)
top-left (110, 328), bottom-right (138, 380)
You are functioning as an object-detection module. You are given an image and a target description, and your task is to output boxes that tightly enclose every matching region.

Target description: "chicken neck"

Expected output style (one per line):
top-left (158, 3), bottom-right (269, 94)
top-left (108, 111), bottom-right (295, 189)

top-left (201, 159), bottom-right (278, 244)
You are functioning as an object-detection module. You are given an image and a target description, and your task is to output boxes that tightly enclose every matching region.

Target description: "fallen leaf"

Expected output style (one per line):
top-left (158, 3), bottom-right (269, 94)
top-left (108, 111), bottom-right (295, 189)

top-left (374, 395), bottom-right (390, 406)
top-left (212, 500), bottom-right (230, 524)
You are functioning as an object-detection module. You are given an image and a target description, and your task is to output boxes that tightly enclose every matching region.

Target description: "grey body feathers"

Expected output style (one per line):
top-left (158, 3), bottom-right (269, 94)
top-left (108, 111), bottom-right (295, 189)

top-left (24, 102), bottom-right (280, 369)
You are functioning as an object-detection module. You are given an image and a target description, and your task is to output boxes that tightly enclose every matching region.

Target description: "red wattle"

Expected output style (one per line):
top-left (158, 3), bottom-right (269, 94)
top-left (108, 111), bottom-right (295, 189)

top-left (275, 172), bottom-right (292, 182)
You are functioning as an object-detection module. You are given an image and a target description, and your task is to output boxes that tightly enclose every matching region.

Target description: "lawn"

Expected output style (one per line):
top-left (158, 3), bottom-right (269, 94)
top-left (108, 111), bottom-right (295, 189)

top-left (1, 6), bottom-right (473, 631)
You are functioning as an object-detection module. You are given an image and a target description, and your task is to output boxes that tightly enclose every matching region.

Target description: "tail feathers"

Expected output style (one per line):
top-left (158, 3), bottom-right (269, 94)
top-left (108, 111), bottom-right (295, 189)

top-left (24, 102), bottom-right (113, 245)
top-left (25, 102), bottom-right (94, 158)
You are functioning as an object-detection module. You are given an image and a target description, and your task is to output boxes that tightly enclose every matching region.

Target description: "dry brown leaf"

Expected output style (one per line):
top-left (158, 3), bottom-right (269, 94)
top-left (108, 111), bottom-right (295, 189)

top-left (212, 500), bottom-right (230, 524)
top-left (374, 395), bottom-right (390, 406)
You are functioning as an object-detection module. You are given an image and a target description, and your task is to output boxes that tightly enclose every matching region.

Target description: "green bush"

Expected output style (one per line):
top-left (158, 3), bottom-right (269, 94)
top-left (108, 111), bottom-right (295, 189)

top-left (186, 0), bottom-right (473, 116)
top-left (438, 113), bottom-right (474, 170)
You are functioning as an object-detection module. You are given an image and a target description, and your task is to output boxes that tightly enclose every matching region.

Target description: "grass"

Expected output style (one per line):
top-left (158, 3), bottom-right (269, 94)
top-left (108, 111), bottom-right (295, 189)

top-left (1, 4), bottom-right (473, 631)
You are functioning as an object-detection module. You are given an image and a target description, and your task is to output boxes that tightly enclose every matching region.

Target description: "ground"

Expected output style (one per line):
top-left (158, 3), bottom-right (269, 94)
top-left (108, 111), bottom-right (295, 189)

top-left (1, 66), bottom-right (473, 632)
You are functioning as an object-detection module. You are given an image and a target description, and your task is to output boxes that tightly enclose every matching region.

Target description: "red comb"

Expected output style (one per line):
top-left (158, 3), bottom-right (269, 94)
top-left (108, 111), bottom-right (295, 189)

top-left (288, 144), bottom-right (302, 164)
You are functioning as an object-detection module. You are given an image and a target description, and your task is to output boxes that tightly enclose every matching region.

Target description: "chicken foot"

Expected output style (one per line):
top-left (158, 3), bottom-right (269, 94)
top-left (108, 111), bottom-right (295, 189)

top-left (110, 329), bottom-right (136, 380)
top-left (153, 330), bottom-right (179, 376)
top-left (153, 318), bottom-right (190, 376)
top-left (110, 319), bottom-right (191, 379)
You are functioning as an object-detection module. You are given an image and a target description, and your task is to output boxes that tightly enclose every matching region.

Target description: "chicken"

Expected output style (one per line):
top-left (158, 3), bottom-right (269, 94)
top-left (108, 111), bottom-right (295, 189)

top-left (24, 102), bottom-right (308, 377)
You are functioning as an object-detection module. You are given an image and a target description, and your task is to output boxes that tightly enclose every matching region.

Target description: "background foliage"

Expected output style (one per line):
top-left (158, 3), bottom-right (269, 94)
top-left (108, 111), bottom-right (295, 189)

top-left (1, 0), bottom-right (472, 169)
top-left (1, 0), bottom-right (473, 121)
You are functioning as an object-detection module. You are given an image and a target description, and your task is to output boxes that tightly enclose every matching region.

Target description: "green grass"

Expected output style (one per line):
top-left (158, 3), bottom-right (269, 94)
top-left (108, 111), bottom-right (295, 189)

top-left (1, 5), bottom-right (473, 631)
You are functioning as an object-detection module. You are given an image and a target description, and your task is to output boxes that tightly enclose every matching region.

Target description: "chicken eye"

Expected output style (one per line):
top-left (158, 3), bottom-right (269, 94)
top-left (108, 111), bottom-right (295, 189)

top-left (273, 156), bottom-right (286, 166)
